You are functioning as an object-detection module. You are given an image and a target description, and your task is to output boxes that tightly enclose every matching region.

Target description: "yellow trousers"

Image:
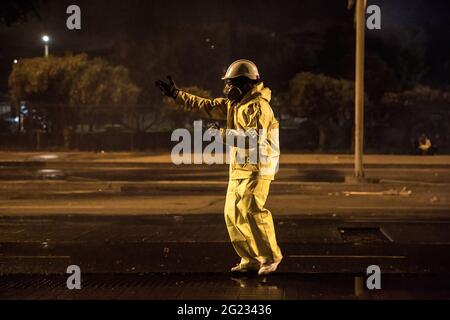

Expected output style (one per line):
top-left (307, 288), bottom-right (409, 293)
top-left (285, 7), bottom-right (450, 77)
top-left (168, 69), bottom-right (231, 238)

top-left (224, 178), bottom-right (282, 266)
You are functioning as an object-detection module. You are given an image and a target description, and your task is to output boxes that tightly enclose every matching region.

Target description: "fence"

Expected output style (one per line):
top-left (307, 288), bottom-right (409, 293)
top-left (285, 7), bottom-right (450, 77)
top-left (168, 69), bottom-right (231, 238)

top-left (1, 128), bottom-right (448, 154)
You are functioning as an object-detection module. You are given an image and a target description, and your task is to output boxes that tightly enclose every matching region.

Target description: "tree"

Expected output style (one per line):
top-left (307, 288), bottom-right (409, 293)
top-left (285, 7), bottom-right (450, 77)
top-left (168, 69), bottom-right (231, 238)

top-left (364, 53), bottom-right (399, 103)
top-left (382, 86), bottom-right (450, 149)
top-left (286, 72), bottom-right (357, 150)
top-left (9, 54), bottom-right (140, 105)
top-left (368, 28), bottom-right (428, 91)
top-left (8, 54), bottom-right (140, 147)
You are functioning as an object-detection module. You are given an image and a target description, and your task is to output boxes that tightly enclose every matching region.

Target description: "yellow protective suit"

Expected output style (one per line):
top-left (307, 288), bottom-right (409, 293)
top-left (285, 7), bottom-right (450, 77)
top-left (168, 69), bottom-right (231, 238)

top-left (176, 82), bottom-right (282, 267)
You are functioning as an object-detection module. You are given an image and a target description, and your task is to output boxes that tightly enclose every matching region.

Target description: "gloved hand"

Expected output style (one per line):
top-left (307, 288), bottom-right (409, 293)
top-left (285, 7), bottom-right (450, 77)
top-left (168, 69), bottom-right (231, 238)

top-left (155, 76), bottom-right (179, 98)
top-left (205, 121), bottom-right (222, 137)
top-left (207, 121), bottom-right (221, 131)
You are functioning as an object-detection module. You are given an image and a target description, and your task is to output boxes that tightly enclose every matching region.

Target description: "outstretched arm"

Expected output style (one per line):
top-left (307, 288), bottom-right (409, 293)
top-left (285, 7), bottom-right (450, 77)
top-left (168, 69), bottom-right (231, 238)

top-left (176, 91), bottom-right (227, 120)
top-left (156, 76), bottom-right (227, 120)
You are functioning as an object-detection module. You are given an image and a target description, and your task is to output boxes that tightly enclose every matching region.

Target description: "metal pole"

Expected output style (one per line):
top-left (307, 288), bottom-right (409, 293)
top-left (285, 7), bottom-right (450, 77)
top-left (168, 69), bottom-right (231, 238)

top-left (354, 0), bottom-right (365, 178)
top-left (44, 44), bottom-right (49, 57)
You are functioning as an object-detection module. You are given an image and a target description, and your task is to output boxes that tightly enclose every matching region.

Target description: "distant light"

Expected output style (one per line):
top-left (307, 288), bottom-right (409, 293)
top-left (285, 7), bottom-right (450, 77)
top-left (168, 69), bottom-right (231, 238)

top-left (205, 38), bottom-right (210, 43)
top-left (42, 35), bottom-right (50, 42)
top-left (210, 45), bottom-right (215, 49)
top-left (13, 59), bottom-right (18, 64)
top-left (30, 154), bottom-right (59, 161)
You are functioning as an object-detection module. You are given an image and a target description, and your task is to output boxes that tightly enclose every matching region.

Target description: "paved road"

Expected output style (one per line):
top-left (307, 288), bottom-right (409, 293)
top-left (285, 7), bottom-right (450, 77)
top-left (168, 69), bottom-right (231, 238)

top-left (0, 155), bottom-right (449, 299)
top-left (1, 161), bottom-right (450, 183)
top-left (1, 214), bottom-right (450, 299)
top-left (3, 273), bottom-right (450, 300)
top-left (0, 161), bottom-right (449, 216)
top-left (2, 214), bottom-right (450, 273)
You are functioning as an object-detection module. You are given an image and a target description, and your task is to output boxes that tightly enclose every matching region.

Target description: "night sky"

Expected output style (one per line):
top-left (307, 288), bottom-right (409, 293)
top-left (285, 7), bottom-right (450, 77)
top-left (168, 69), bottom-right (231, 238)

top-left (1, 0), bottom-right (449, 96)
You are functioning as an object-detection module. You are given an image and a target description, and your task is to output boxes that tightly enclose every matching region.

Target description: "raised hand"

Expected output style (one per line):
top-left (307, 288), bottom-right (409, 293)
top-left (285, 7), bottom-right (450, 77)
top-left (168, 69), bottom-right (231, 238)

top-left (155, 76), bottom-right (179, 98)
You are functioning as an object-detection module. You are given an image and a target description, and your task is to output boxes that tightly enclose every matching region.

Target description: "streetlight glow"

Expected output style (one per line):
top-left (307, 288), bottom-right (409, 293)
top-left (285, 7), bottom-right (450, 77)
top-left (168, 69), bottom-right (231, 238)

top-left (42, 34), bottom-right (50, 57)
top-left (13, 59), bottom-right (18, 64)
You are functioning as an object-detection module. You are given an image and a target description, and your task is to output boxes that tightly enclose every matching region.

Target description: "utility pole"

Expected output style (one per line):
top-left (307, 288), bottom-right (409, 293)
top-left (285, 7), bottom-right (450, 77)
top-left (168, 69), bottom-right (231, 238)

top-left (42, 35), bottom-right (50, 57)
top-left (354, 0), bottom-right (365, 178)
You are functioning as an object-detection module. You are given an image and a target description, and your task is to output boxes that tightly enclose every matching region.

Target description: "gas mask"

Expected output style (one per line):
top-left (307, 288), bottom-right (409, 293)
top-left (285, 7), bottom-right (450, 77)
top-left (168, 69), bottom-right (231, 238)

top-left (223, 83), bottom-right (243, 102)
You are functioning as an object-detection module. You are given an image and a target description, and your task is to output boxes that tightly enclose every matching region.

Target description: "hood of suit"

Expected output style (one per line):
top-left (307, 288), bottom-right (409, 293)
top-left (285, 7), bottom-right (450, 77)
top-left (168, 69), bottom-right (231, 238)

top-left (240, 82), bottom-right (272, 105)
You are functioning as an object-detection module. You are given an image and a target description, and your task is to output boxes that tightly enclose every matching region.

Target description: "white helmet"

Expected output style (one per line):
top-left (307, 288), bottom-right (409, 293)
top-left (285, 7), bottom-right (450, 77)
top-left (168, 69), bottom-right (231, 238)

top-left (222, 59), bottom-right (260, 80)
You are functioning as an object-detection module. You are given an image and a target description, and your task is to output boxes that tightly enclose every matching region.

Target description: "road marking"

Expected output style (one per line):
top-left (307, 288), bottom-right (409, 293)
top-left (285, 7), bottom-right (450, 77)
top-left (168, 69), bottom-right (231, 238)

top-left (137, 180), bottom-right (228, 185)
top-left (288, 255), bottom-right (406, 259)
top-left (337, 206), bottom-right (449, 210)
top-left (0, 206), bottom-right (105, 209)
top-left (0, 255), bottom-right (71, 259)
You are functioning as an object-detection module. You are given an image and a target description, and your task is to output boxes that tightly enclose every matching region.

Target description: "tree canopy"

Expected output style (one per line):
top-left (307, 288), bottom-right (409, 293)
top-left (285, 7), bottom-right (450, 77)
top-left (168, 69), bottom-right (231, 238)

top-left (8, 54), bottom-right (140, 107)
top-left (382, 85), bottom-right (450, 109)
top-left (286, 72), bottom-right (355, 123)
top-left (285, 72), bottom-right (358, 149)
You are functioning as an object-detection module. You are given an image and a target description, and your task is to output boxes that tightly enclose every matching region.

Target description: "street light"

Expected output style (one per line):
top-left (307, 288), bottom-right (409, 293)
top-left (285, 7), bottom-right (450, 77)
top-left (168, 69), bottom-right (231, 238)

top-left (42, 35), bottom-right (50, 57)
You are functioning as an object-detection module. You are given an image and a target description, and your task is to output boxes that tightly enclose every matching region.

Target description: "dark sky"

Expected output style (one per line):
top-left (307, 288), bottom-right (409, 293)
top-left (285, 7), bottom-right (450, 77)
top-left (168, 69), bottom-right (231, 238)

top-left (3, 0), bottom-right (448, 50)
top-left (1, 0), bottom-right (449, 94)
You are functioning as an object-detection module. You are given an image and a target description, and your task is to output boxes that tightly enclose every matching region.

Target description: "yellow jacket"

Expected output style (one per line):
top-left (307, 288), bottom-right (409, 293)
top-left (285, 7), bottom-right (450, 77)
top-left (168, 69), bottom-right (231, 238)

top-left (175, 82), bottom-right (280, 180)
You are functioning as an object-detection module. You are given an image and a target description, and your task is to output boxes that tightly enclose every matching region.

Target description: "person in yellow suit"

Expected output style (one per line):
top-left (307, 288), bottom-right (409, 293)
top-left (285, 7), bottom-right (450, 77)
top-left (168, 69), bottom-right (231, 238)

top-left (156, 59), bottom-right (282, 275)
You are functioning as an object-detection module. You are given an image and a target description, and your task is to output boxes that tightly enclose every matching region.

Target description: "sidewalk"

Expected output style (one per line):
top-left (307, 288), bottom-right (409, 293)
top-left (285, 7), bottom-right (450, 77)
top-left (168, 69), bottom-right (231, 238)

top-left (1, 193), bottom-right (449, 216)
top-left (0, 152), bottom-right (449, 217)
top-left (0, 151), bottom-right (450, 165)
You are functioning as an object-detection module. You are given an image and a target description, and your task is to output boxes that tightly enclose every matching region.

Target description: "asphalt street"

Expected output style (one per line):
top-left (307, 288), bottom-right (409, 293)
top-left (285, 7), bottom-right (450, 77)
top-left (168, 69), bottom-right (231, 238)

top-left (0, 153), bottom-right (449, 299)
top-left (1, 214), bottom-right (450, 299)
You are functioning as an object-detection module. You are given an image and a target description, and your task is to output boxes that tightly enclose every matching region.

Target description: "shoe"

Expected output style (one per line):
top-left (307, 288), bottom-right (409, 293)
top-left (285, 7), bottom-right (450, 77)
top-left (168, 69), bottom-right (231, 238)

top-left (231, 263), bottom-right (260, 274)
top-left (258, 260), bottom-right (281, 275)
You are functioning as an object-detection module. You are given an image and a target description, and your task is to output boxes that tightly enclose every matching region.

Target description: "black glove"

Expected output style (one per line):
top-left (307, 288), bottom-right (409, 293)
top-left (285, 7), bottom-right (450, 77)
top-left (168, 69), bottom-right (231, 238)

top-left (155, 76), bottom-right (179, 99)
top-left (207, 121), bottom-right (221, 130)
top-left (205, 121), bottom-right (222, 136)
